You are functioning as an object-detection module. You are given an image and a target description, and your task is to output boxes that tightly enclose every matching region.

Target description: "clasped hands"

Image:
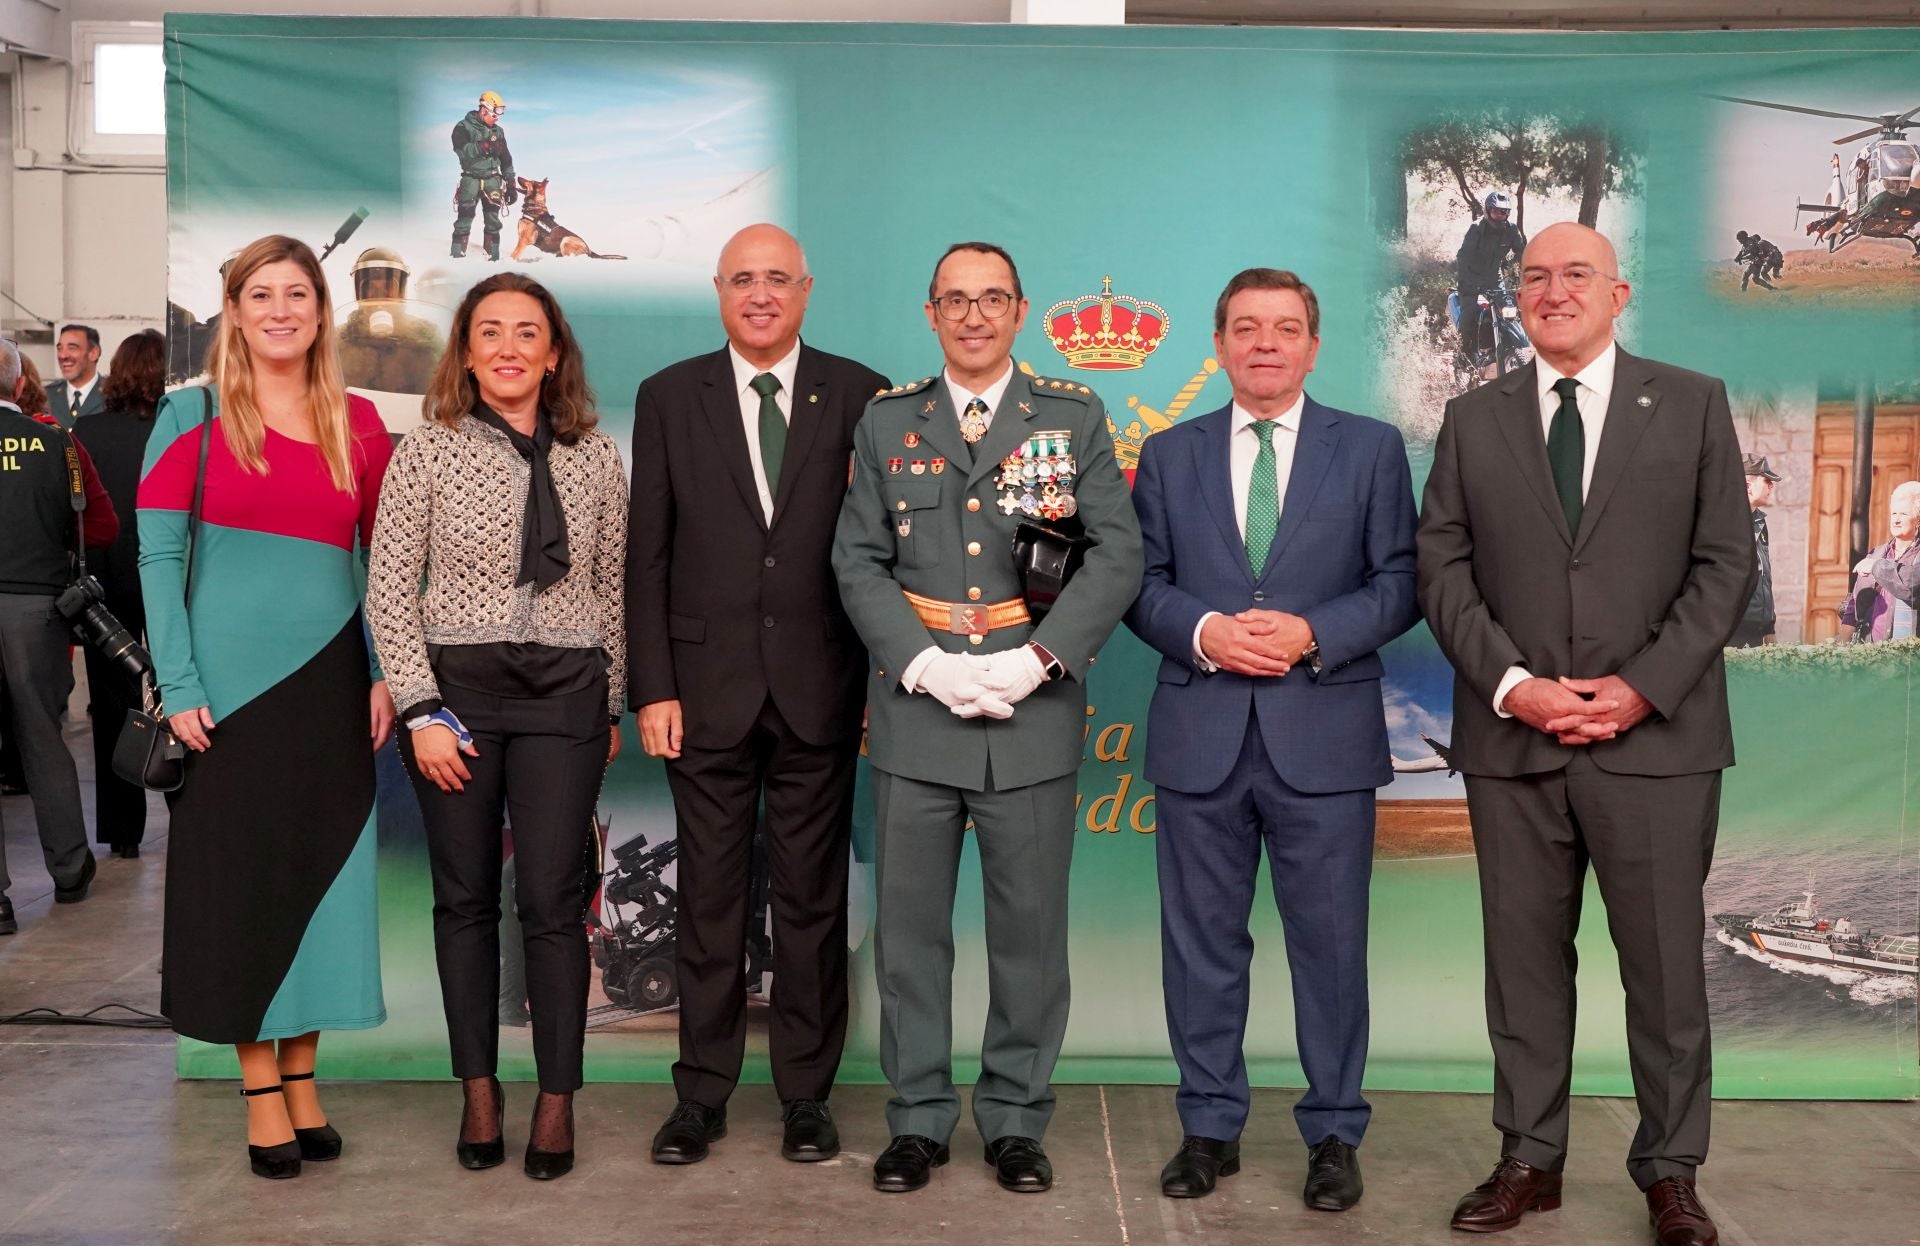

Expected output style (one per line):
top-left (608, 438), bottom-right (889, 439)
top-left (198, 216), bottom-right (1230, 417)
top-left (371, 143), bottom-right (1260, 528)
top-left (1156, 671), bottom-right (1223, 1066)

top-left (918, 647), bottom-right (1048, 719)
top-left (1199, 609), bottom-right (1314, 678)
top-left (1504, 674), bottom-right (1652, 745)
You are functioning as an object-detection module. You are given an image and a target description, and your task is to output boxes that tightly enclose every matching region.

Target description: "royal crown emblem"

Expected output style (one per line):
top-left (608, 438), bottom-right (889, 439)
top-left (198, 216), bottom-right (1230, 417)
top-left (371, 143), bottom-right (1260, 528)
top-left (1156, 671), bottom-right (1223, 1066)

top-left (1046, 276), bottom-right (1169, 371)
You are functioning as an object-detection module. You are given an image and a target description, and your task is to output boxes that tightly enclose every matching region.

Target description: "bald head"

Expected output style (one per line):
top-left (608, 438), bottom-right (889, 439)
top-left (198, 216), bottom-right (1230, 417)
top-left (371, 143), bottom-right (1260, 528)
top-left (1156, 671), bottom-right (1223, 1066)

top-left (716, 224), bottom-right (808, 282)
top-left (714, 223), bottom-right (814, 369)
top-left (1516, 222), bottom-right (1631, 375)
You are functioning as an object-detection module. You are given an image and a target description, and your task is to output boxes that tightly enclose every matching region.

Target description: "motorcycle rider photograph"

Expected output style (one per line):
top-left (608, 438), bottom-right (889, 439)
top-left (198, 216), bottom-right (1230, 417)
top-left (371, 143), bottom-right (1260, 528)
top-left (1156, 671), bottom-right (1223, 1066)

top-left (452, 90), bottom-right (518, 261)
top-left (1453, 190), bottom-right (1527, 381)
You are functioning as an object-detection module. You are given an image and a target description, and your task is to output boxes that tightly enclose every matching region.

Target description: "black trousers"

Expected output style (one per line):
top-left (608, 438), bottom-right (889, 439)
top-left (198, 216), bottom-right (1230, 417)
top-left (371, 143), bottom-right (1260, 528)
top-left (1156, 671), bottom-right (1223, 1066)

top-left (401, 682), bottom-right (609, 1093)
top-left (1465, 752), bottom-right (1721, 1190)
top-left (667, 695), bottom-right (856, 1106)
top-left (83, 598), bottom-right (149, 846)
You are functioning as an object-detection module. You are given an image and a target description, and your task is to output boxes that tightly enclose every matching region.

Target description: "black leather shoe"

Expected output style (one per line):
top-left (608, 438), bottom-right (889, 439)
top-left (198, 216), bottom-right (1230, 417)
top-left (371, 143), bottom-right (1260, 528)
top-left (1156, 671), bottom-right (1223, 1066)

top-left (873, 1134), bottom-right (948, 1192)
top-left (1160, 1136), bottom-right (1240, 1198)
top-left (1303, 1137), bottom-right (1362, 1211)
top-left (0, 897), bottom-right (16, 936)
top-left (523, 1092), bottom-right (574, 1181)
top-left (54, 852), bottom-right (95, 904)
top-left (650, 1100), bottom-right (726, 1164)
top-left (280, 1072), bottom-right (341, 1161)
top-left (985, 1136), bottom-right (1052, 1193)
top-left (113, 843), bottom-right (140, 860)
top-left (241, 1084), bottom-right (301, 1180)
top-left (781, 1099), bottom-right (839, 1162)
top-left (455, 1076), bottom-right (506, 1170)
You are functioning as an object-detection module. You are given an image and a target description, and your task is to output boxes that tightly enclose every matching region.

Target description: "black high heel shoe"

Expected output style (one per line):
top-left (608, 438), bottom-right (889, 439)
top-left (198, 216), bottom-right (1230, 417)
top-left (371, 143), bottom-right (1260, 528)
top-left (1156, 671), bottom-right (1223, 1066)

top-left (279, 1071), bottom-right (342, 1161)
top-left (457, 1076), bottom-right (507, 1171)
top-left (523, 1091), bottom-right (574, 1181)
top-left (241, 1084), bottom-right (302, 1180)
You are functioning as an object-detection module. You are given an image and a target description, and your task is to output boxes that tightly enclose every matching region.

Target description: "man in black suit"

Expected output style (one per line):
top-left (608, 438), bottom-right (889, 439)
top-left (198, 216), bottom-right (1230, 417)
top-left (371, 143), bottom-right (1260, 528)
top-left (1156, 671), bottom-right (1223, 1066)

top-left (1418, 224), bottom-right (1752, 1246)
top-left (626, 223), bottom-right (887, 1167)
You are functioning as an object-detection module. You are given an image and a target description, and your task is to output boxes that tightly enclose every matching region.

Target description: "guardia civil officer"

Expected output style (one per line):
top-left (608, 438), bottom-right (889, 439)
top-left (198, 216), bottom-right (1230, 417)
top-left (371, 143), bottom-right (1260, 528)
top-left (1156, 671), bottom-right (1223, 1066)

top-left (832, 241), bottom-right (1143, 1195)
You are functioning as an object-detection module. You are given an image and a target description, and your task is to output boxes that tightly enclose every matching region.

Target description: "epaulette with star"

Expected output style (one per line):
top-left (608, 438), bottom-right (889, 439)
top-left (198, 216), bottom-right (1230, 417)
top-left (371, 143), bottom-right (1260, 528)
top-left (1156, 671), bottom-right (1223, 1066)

top-left (873, 376), bottom-right (937, 399)
top-left (1029, 375), bottom-right (1095, 400)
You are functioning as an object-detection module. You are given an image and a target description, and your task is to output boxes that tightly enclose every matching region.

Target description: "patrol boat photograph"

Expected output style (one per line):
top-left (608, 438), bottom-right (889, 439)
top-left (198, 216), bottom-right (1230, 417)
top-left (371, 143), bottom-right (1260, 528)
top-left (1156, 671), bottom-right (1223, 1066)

top-left (1713, 892), bottom-right (1919, 976)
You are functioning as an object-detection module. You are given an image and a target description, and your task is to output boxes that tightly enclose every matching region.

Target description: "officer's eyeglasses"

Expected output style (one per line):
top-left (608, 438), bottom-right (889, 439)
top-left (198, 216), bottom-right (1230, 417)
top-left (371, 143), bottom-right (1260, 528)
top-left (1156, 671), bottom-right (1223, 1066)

top-left (1519, 265), bottom-right (1616, 295)
top-left (934, 290), bottom-right (1015, 321)
top-left (725, 274), bottom-right (805, 296)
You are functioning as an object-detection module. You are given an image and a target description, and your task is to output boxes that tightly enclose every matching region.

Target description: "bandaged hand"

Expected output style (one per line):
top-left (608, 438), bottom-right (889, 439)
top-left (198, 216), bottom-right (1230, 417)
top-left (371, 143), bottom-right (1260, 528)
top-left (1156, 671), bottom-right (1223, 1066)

top-left (917, 652), bottom-right (1015, 720)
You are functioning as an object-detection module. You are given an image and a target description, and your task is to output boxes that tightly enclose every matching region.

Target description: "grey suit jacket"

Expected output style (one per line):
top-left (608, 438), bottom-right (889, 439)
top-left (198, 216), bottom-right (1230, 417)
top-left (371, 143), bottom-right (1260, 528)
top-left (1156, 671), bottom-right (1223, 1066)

top-left (49, 378), bottom-right (107, 430)
top-left (1416, 348), bottom-right (1756, 779)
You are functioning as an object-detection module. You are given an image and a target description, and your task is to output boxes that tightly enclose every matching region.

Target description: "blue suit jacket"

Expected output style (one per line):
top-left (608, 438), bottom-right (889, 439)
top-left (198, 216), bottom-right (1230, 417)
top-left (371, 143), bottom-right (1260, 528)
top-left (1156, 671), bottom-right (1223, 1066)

top-left (1124, 397), bottom-right (1419, 796)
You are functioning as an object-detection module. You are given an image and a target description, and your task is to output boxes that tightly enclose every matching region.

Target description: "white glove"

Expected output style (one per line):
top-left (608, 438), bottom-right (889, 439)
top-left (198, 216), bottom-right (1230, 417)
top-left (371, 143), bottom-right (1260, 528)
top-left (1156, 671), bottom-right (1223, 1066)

top-left (984, 646), bottom-right (1048, 707)
top-left (917, 652), bottom-right (1014, 720)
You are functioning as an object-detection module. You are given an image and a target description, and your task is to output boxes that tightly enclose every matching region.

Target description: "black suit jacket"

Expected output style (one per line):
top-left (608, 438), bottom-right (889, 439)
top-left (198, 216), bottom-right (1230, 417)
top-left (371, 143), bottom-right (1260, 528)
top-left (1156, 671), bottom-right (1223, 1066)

top-left (626, 342), bottom-right (888, 750)
top-left (1416, 348), bottom-right (1756, 779)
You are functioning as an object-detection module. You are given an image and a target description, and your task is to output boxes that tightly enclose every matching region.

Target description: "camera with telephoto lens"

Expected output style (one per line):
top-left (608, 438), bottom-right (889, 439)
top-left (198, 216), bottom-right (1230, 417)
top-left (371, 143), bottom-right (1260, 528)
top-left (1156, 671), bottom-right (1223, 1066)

top-left (57, 574), bottom-right (155, 691)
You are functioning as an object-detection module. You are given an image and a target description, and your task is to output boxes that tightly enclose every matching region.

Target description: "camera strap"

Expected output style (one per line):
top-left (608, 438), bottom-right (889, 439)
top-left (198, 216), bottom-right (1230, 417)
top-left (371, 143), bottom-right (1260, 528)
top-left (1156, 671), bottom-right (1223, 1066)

top-left (61, 433), bottom-right (88, 582)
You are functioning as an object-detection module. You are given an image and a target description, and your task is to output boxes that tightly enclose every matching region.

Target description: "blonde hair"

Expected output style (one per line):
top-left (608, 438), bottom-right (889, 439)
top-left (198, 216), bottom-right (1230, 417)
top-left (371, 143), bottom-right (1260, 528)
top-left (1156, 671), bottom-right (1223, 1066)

top-left (206, 234), bottom-right (358, 491)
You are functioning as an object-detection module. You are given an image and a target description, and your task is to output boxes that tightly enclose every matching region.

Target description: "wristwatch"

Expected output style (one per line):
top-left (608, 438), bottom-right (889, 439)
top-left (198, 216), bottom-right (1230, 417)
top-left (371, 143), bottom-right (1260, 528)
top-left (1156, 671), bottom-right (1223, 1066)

top-left (1028, 642), bottom-right (1067, 681)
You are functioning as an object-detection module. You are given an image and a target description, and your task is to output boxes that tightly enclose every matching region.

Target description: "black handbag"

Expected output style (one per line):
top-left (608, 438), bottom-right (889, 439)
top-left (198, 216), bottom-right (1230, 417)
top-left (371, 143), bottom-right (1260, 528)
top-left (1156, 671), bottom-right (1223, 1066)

top-left (110, 388), bottom-right (213, 793)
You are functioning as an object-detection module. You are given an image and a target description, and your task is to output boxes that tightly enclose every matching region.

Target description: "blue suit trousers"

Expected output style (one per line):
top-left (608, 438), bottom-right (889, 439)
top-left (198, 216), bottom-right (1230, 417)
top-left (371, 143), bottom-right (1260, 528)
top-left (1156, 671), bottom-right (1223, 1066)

top-left (1156, 710), bottom-right (1374, 1147)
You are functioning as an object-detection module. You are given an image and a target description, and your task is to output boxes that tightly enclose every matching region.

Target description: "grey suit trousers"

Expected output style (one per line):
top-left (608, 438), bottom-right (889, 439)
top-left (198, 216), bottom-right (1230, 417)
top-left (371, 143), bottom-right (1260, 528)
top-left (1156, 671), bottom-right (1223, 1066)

top-left (1466, 751), bottom-right (1720, 1190)
top-left (871, 766), bottom-right (1078, 1145)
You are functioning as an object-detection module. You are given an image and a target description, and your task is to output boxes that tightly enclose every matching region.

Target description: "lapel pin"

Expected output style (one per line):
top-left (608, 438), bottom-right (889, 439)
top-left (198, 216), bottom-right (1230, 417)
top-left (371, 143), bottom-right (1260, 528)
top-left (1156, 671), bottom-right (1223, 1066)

top-left (924, 400), bottom-right (937, 414)
top-left (1019, 401), bottom-right (1033, 414)
top-left (1638, 395), bottom-right (1653, 407)
top-left (808, 393), bottom-right (818, 404)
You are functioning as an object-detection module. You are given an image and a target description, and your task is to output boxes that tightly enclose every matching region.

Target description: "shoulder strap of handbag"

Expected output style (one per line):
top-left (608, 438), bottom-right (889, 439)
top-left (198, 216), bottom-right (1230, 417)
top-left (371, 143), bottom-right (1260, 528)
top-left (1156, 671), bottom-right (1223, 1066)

top-left (184, 386), bottom-right (212, 601)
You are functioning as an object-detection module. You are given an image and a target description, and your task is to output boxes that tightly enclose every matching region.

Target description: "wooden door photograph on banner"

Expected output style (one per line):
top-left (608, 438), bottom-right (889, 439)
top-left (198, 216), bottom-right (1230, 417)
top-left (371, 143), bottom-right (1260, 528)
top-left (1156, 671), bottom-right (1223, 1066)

top-left (1806, 402), bottom-right (1920, 643)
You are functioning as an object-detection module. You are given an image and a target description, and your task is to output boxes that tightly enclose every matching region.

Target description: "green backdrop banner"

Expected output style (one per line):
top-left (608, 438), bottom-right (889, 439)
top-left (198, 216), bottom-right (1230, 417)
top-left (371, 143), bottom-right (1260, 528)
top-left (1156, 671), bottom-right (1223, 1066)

top-left (165, 16), bottom-right (1918, 1099)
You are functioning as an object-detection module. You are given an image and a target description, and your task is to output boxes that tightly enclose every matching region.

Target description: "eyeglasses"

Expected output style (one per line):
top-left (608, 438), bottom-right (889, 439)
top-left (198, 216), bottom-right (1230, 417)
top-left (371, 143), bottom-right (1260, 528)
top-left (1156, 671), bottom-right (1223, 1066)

top-left (1519, 265), bottom-right (1616, 295)
top-left (933, 290), bottom-right (1016, 321)
top-left (723, 274), bottom-right (805, 295)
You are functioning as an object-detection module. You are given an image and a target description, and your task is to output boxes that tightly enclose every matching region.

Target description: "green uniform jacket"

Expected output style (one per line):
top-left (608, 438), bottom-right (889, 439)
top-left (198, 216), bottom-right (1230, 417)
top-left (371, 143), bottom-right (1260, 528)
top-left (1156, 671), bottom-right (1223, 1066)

top-left (451, 111), bottom-right (514, 183)
top-left (833, 370), bottom-right (1143, 792)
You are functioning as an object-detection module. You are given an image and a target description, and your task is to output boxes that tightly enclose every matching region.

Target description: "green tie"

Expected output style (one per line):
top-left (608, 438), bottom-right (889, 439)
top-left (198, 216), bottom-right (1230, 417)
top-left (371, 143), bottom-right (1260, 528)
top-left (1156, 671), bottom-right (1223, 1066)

top-left (750, 372), bottom-right (785, 499)
top-left (1245, 419), bottom-right (1280, 574)
top-left (1548, 377), bottom-right (1584, 537)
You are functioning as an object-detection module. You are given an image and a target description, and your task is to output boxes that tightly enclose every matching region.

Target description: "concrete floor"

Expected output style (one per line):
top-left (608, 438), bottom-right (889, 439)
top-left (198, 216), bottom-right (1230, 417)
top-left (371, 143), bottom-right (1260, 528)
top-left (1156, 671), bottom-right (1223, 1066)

top-left (2, 679), bottom-right (1918, 1245)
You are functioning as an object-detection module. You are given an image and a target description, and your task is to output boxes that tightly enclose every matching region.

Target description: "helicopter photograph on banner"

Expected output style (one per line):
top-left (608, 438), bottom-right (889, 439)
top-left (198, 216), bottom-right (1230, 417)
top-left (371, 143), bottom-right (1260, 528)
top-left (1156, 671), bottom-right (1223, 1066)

top-left (1716, 95), bottom-right (1920, 257)
top-left (1708, 91), bottom-right (1920, 304)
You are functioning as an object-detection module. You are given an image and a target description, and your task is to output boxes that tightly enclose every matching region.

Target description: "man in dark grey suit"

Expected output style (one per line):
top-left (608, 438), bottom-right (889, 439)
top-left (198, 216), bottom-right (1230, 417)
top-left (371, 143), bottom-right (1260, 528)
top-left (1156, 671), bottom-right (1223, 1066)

top-left (1417, 224), bottom-right (1752, 1246)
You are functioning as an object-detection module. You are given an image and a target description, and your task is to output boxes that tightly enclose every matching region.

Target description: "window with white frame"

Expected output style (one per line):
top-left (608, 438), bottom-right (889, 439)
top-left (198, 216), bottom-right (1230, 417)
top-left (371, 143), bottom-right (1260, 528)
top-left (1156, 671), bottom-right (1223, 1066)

top-left (73, 21), bottom-right (164, 161)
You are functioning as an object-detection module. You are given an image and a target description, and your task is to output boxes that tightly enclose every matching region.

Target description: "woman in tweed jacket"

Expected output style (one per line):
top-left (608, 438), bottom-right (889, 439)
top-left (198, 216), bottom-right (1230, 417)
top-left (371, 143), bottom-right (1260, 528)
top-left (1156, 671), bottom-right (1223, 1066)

top-left (367, 272), bottom-right (626, 1181)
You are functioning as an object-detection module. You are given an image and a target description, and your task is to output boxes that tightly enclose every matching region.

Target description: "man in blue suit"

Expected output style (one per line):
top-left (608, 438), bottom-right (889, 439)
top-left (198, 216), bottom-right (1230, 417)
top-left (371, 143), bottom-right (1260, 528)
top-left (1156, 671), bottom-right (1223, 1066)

top-left (1124, 268), bottom-right (1418, 1210)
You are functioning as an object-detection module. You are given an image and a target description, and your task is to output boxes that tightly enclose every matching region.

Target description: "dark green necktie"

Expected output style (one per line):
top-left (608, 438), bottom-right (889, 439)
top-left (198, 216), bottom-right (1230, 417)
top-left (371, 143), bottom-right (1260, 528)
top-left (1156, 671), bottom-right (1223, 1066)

top-left (1548, 377), bottom-right (1584, 536)
top-left (750, 372), bottom-right (784, 498)
top-left (1245, 419), bottom-right (1280, 574)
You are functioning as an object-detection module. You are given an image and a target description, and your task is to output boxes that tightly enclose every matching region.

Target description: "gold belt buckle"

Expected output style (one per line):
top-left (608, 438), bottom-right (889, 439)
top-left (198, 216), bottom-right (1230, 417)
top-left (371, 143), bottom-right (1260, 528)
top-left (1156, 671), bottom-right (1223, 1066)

top-left (949, 603), bottom-right (989, 636)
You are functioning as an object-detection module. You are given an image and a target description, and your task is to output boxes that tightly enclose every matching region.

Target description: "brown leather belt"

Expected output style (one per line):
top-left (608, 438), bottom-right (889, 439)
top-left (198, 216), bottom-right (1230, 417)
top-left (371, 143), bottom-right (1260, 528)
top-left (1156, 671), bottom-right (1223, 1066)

top-left (904, 590), bottom-right (1030, 637)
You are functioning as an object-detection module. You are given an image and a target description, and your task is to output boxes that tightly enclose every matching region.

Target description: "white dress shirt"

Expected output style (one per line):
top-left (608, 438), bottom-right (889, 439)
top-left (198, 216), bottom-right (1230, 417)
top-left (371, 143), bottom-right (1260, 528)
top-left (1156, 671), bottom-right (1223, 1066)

top-left (1492, 342), bottom-right (1617, 715)
top-left (67, 375), bottom-right (97, 418)
top-left (728, 340), bottom-right (800, 523)
top-left (901, 362), bottom-right (1018, 693)
top-left (1191, 393), bottom-right (1306, 670)
top-left (941, 362), bottom-right (1016, 437)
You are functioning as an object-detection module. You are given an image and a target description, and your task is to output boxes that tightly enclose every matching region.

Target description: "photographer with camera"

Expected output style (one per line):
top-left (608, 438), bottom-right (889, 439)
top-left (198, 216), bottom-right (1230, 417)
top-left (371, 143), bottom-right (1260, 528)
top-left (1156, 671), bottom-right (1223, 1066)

top-left (0, 337), bottom-right (120, 935)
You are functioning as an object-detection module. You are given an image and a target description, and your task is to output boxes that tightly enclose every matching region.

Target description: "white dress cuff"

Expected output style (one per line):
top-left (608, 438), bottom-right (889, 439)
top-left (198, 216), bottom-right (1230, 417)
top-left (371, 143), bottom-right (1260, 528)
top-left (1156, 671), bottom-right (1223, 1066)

top-left (1192, 612), bottom-right (1221, 673)
top-left (1493, 665), bottom-right (1531, 718)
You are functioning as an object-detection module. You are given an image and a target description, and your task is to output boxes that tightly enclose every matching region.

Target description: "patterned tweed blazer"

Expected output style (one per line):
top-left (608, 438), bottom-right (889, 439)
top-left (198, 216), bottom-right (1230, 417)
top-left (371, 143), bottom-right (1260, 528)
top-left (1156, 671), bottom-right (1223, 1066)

top-left (367, 414), bottom-right (628, 719)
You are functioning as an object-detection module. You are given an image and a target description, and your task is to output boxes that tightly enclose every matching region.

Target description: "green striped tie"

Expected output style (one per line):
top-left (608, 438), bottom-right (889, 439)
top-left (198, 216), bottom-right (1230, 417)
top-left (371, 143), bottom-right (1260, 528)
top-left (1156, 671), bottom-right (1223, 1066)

top-left (1548, 377), bottom-right (1584, 537)
top-left (1245, 419), bottom-right (1280, 574)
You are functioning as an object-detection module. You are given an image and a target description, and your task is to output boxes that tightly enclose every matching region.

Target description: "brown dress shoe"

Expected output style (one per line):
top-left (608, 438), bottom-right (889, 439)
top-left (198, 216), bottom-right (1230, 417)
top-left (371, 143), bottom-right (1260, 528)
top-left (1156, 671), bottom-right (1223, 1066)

top-left (1449, 1156), bottom-right (1563, 1233)
top-left (1646, 1176), bottom-right (1719, 1246)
